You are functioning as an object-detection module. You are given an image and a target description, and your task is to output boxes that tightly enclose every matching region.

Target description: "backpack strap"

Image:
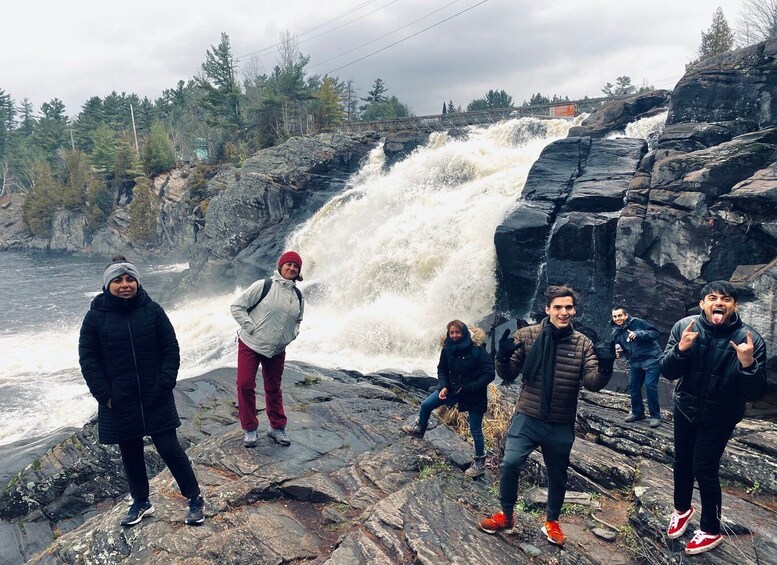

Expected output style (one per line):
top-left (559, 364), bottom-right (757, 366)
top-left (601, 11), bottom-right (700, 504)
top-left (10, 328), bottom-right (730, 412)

top-left (246, 279), bottom-right (304, 314)
top-left (246, 278), bottom-right (273, 314)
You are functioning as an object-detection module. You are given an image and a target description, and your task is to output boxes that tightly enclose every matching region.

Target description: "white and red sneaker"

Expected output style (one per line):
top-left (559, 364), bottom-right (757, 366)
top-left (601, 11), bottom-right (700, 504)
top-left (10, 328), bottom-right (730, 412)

top-left (666, 506), bottom-right (694, 539)
top-left (685, 530), bottom-right (723, 555)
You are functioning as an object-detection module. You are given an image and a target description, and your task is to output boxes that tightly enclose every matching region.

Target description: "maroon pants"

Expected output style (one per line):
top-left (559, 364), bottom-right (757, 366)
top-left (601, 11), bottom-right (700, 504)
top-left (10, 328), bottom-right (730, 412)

top-left (236, 339), bottom-right (287, 431)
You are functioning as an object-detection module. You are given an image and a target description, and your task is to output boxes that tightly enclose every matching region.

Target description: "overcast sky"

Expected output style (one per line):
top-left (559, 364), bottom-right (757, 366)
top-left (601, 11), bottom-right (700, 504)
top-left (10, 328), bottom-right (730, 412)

top-left (1, 0), bottom-right (747, 118)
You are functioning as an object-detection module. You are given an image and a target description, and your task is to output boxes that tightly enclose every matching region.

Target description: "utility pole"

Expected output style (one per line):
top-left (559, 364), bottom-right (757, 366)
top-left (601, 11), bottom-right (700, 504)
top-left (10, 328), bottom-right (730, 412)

top-left (129, 104), bottom-right (140, 158)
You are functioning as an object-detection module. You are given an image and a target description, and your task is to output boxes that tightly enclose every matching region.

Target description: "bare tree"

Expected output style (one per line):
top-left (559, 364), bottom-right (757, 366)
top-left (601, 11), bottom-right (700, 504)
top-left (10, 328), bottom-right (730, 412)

top-left (737, 0), bottom-right (777, 45)
top-left (277, 31), bottom-right (301, 73)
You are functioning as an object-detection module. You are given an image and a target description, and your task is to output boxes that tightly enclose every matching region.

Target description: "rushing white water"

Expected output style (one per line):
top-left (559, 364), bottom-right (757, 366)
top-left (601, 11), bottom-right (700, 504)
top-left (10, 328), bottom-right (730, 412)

top-left (607, 111), bottom-right (668, 148)
top-left (287, 118), bottom-right (572, 373)
top-left (1, 117), bottom-right (576, 447)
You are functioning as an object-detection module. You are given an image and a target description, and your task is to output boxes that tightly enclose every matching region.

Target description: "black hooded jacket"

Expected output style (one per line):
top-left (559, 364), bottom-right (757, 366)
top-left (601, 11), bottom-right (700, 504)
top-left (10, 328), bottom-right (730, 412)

top-left (437, 324), bottom-right (495, 414)
top-left (659, 312), bottom-right (767, 426)
top-left (78, 287), bottom-right (181, 444)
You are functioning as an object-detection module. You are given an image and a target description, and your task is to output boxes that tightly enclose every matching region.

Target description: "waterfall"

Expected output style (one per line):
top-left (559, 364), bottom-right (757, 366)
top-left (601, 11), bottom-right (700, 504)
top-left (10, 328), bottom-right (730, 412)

top-left (287, 118), bottom-right (571, 373)
top-left (608, 111), bottom-right (668, 149)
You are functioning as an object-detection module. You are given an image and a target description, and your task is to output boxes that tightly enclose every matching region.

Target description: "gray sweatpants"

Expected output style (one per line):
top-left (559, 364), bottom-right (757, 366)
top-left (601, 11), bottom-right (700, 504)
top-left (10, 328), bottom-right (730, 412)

top-left (499, 412), bottom-right (575, 521)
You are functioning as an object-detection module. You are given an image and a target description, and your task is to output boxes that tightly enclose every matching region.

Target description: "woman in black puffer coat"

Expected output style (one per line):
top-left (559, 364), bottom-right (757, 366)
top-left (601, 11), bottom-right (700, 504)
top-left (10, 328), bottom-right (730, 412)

top-left (79, 256), bottom-right (204, 527)
top-left (403, 320), bottom-right (495, 477)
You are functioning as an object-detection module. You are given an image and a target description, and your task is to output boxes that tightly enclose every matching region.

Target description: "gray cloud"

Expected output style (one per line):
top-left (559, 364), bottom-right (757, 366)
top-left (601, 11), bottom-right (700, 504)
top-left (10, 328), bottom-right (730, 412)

top-left (1, 0), bottom-right (744, 117)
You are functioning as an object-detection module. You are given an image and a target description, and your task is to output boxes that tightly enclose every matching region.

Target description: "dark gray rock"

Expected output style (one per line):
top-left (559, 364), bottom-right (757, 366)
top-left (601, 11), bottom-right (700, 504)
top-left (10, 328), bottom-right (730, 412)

top-left (657, 120), bottom-right (759, 152)
top-left (3, 369), bottom-right (776, 564)
top-left (383, 131), bottom-right (431, 168)
top-left (495, 135), bottom-right (645, 337)
top-left (568, 90), bottom-right (670, 138)
top-left (667, 39), bottom-right (777, 128)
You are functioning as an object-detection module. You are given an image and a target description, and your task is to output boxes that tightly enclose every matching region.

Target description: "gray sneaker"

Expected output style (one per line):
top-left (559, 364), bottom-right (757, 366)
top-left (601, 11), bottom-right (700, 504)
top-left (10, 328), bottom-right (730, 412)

top-left (649, 418), bottom-right (661, 428)
top-left (625, 413), bottom-right (645, 423)
top-left (243, 429), bottom-right (257, 448)
top-left (465, 456), bottom-right (486, 478)
top-left (267, 427), bottom-right (291, 446)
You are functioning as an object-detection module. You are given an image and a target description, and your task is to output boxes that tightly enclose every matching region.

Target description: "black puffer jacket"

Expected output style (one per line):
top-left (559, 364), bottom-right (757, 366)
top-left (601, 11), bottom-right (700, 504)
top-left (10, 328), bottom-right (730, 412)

top-left (78, 287), bottom-right (181, 444)
top-left (660, 313), bottom-right (767, 426)
top-left (437, 324), bottom-right (495, 414)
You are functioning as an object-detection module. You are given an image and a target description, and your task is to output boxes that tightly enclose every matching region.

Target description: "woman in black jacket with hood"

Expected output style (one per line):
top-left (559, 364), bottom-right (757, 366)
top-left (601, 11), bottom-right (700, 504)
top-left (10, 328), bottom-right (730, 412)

top-left (403, 320), bottom-right (495, 477)
top-left (79, 256), bottom-right (204, 527)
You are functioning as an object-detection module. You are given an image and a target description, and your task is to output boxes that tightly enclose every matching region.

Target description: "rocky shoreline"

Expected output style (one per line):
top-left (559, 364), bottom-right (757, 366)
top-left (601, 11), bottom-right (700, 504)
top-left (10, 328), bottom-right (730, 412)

top-left (1, 363), bottom-right (775, 564)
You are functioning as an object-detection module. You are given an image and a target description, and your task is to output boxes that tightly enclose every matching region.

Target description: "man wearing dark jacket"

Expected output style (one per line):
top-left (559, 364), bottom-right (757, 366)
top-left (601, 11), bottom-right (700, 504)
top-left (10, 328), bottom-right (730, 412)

top-left (611, 306), bottom-right (663, 427)
top-left (660, 281), bottom-right (767, 556)
top-left (478, 285), bottom-right (614, 547)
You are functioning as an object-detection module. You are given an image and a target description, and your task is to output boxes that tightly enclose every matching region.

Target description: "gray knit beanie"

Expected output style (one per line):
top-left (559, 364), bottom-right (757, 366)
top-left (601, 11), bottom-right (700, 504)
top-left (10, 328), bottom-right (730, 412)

top-left (103, 262), bottom-right (141, 290)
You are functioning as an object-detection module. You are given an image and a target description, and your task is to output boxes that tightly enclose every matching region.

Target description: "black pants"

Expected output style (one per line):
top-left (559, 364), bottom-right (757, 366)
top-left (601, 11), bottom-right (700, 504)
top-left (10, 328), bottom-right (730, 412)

top-left (499, 413), bottom-right (575, 522)
top-left (672, 407), bottom-right (735, 534)
top-left (118, 429), bottom-right (200, 502)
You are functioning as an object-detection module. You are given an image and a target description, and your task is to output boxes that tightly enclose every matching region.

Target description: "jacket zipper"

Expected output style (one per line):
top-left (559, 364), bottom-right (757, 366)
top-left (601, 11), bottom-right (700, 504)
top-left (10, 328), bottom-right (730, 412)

top-left (126, 318), bottom-right (147, 432)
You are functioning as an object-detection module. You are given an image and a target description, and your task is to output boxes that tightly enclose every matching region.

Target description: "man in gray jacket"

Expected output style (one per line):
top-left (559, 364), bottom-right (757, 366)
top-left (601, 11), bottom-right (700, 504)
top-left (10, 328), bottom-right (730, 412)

top-left (231, 251), bottom-right (304, 447)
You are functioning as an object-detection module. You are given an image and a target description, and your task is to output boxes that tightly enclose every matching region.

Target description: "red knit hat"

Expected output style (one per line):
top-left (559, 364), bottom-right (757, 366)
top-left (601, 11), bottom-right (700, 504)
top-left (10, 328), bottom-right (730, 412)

top-left (278, 251), bottom-right (302, 270)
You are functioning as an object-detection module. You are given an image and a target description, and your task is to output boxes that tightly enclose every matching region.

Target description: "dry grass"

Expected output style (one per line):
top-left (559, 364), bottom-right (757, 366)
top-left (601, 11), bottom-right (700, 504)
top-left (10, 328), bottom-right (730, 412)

top-left (436, 384), bottom-right (513, 468)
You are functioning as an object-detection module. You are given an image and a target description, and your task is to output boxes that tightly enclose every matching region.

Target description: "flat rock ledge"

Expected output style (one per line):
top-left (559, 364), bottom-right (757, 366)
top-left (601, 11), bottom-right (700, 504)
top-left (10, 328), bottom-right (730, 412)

top-left (1, 365), bottom-right (775, 564)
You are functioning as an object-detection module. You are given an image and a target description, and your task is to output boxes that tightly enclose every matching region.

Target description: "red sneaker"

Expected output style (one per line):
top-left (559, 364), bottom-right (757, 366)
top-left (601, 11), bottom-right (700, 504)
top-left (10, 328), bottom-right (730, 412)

top-left (685, 530), bottom-right (723, 555)
top-left (479, 511), bottom-right (514, 534)
top-left (666, 507), bottom-right (694, 539)
top-left (542, 520), bottom-right (566, 546)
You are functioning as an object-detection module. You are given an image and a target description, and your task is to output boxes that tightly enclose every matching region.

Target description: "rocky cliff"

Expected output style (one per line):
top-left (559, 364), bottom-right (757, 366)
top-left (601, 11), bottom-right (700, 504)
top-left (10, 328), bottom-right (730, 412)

top-left (495, 38), bottom-right (777, 395)
top-left (1, 366), bottom-right (776, 564)
top-left (177, 132), bottom-right (381, 295)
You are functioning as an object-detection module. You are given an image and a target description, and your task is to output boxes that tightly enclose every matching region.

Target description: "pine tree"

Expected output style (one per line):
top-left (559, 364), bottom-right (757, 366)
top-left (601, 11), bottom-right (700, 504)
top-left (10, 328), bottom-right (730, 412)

top-left (113, 137), bottom-right (142, 203)
top-left (362, 79), bottom-right (387, 104)
top-left (85, 176), bottom-right (114, 232)
top-left (196, 32), bottom-right (243, 138)
top-left (90, 123), bottom-right (118, 172)
top-left (33, 98), bottom-right (69, 167)
top-left (73, 97), bottom-right (105, 153)
top-left (0, 89), bottom-right (15, 167)
top-left (22, 160), bottom-right (61, 237)
top-left (127, 176), bottom-right (158, 244)
top-left (312, 77), bottom-right (344, 132)
top-left (142, 121), bottom-right (175, 175)
top-left (60, 149), bottom-right (90, 209)
top-left (467, 89), bottom-right (514, 111)
top-left (699, 8), bottom-right (734, 59)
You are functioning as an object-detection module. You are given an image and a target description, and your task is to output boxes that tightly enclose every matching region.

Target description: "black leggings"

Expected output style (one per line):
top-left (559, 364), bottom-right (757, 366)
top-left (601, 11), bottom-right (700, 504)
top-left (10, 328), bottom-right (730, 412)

top-left (118, 429), bottom-right (200, 501)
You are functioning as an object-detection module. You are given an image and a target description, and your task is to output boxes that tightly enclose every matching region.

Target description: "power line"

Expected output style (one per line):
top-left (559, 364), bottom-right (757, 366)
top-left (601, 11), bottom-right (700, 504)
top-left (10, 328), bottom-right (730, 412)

top-left (296, 0), bottom-right (403, 50)
top-left (310, 0), bottom-right (464, 69)
top-left (323, 0), bottom-right (488, 75)
top-left (235, 0), bottom-right (395, 61)
top-left (297, 0), bottom-right (380, 37)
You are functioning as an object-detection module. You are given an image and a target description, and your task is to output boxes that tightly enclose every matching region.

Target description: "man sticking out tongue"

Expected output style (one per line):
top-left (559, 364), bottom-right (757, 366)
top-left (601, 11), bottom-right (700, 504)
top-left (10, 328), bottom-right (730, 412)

top-left (659, 281), bottom-right (767, 556)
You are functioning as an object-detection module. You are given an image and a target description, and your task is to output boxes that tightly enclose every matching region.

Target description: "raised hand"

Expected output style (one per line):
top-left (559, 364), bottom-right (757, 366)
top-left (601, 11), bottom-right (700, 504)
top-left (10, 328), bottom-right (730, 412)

top-left (677, 320), bottom-right (699, 352)
top-left (730, 331), bottom-right (755, 369)
top-left (497, 329), bottom-right (518, 361)
top-left (626, 329), bottom-right (636, 342)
